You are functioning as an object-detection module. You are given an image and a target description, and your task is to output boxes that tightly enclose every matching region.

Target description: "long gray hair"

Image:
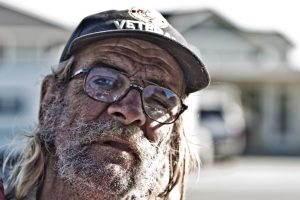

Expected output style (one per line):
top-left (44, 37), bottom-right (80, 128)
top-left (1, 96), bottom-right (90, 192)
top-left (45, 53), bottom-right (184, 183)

top-left (3, 57), bottom-right (199, 200)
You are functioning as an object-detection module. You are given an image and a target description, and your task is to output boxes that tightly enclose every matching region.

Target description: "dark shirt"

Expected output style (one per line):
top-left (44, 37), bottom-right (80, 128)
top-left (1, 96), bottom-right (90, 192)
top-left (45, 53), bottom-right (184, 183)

top-left (0, 178), bottom-right (6, 200)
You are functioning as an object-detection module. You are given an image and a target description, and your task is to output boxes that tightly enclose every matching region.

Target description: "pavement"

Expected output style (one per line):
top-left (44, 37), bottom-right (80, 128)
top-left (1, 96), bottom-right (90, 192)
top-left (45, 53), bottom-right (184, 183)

top-left (185, 156), bottom-right (300, 200)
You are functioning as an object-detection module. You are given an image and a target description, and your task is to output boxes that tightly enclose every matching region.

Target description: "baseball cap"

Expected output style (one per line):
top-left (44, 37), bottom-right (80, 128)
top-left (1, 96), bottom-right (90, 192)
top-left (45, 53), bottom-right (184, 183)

top-left (60, 7), bottom-right (210, 94)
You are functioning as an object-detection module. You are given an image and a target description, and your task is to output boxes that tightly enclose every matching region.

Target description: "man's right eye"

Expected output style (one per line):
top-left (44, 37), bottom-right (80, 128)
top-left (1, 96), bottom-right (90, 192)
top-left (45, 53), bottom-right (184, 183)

top-left (93, 77), bottom-right (116, 87)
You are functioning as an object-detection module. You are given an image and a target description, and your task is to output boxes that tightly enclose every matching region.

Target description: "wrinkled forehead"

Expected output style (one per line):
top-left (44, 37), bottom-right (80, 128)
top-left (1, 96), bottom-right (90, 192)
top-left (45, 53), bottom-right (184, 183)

top-left (72, 38), bottom-right (185, 95)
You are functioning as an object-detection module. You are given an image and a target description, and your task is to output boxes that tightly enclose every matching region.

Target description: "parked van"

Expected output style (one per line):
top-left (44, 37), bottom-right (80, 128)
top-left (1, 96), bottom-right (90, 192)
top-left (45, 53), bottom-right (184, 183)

top-left (183, 93), bottom-right (214, 165)
top-left (184, 84), bottom-right (246, 160)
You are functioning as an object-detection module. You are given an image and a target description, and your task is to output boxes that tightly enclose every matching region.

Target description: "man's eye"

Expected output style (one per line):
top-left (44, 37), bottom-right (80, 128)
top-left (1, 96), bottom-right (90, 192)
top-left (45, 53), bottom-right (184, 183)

top-left (93, 77), bottom-right (116, 87)
top-left (147, 98), bottom-right (170, 110)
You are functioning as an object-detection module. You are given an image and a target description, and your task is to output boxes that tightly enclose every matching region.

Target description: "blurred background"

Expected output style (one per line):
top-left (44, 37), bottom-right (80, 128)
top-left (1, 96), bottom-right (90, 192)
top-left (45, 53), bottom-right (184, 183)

top-left (0, 0), bottom-right (299, 199)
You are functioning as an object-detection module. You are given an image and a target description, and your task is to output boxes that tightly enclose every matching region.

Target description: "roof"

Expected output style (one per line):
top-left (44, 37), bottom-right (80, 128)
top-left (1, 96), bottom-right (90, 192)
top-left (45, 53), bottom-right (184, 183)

top-left (243, 31), bottom-right (293, 49)
top-left (164, 9), bottom-right (293, 48)
top-left (164, 9), bottom-right (239, 33)
top-left (0, 1), bottom-right (69, 31)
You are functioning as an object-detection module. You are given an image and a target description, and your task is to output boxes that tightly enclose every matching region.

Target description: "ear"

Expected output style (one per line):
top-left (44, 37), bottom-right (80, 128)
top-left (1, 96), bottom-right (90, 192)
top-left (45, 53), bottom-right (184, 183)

top-left (38, 75), bottom-right (59, 123)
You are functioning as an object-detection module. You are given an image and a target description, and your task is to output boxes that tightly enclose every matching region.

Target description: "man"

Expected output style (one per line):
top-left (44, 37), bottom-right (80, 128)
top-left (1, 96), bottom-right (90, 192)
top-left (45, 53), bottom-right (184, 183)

top-left (1, 7), bottom-right (209, 200)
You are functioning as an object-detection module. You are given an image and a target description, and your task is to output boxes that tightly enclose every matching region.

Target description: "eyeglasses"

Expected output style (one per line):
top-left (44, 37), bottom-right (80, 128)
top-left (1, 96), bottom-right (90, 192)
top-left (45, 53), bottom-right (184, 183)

top-left (70, 66), bottom-right (187, 124)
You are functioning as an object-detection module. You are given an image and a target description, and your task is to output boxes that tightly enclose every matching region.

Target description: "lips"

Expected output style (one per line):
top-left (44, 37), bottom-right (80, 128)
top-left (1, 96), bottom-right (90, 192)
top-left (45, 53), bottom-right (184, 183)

top-left (96, 137), bottom-right (135, 153)
top-left (102, 141), bottom-right (132, 152)
top-left (88, 137), bottom-right (138, 167)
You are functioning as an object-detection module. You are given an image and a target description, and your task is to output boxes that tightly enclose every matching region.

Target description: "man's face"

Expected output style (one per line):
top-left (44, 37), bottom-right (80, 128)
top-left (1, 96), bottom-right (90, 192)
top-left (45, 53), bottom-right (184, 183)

top-left (43, 38), bottom-right (184, 198)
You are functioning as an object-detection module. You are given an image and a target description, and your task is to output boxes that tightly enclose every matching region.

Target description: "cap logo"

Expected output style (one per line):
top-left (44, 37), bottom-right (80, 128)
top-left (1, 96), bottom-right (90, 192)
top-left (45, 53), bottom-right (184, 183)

top-left (128, 7), bottom-right (169, 29)
top-left (113, 19), bottom-right (176, 41)
top-left (111, 7), bottom-right (175, 40)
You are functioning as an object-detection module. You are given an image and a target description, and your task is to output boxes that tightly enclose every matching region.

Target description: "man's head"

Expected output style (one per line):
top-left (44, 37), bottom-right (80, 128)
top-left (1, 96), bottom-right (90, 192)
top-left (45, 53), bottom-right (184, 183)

top-left (39, 38), bottom-right (186, 198)
top-left (8, 8), bottom-right (209, 200)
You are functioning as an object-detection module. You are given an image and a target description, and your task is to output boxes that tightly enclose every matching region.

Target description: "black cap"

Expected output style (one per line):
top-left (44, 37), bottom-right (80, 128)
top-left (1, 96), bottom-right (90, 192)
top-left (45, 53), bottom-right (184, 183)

top-left (60, 7), bottom-right (210, 94)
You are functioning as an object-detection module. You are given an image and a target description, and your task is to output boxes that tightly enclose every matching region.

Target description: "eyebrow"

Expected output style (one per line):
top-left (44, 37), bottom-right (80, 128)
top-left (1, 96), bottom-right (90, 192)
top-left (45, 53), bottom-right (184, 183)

top-left (89, 59), bottom-right (128, 74)
top-left (144, 75), bottom-right (164, 86)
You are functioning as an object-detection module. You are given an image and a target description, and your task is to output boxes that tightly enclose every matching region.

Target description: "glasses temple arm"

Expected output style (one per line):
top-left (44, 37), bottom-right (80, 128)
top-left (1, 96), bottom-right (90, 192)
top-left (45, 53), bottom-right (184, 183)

top-left (69, 68), bottom-right (89, 80)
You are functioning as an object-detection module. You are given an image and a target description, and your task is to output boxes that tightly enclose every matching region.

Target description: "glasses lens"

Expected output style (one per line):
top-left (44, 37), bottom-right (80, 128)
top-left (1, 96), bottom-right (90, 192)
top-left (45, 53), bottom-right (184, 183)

top-left (143, 85), bottom-right (181, 123)
top-left (85, 67), bottom-right (129, 102)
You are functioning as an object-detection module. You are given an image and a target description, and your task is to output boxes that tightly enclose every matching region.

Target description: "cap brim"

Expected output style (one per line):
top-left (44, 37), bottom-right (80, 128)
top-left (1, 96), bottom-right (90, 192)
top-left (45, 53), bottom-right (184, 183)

top-left (68, 30), bottom-right (210, 94)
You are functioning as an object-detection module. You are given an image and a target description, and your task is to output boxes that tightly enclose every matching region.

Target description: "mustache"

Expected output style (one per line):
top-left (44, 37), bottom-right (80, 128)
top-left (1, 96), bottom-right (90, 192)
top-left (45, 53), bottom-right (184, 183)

top-left (69, 119), bottom-right (139, 140)
top-left (63, 118), bottom-right (161, 159)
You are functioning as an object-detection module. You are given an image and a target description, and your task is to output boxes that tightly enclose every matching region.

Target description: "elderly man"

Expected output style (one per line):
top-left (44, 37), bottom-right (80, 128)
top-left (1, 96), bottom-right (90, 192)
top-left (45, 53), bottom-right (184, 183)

top-left (1, 8), bottom-right (209, 200)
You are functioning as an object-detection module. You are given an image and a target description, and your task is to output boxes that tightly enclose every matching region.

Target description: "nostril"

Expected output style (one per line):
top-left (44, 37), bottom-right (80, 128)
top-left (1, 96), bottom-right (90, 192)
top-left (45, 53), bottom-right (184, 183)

top-left (113, 112), bottom-right (126, 120)
top-left (112, 111), bottom-right (143, 126)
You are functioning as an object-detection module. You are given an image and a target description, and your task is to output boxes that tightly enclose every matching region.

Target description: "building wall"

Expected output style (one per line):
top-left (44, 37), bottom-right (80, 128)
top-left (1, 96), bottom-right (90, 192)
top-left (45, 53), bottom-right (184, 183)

top-left (168, 12), bottom-right (300, 155)
top-left (0, 18), bottom-right (70, 144)
top-left (184, 27), bottom-right (258, 68)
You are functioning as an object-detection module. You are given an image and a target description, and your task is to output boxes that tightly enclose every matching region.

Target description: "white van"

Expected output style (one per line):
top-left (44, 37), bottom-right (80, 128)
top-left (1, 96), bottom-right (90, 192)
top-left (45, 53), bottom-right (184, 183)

top-left (183, 84), bottom-right (246, 160)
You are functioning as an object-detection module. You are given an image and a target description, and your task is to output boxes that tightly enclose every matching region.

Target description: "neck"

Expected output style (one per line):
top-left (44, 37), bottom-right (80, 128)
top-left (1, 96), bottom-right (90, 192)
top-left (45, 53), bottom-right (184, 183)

top-left (38, 156), bottom-right (118, 200)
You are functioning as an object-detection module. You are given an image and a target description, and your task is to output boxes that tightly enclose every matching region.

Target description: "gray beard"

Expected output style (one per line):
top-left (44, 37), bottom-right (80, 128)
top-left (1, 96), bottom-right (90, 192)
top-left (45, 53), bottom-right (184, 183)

top-left (38, 97), bottom-right (170, 199)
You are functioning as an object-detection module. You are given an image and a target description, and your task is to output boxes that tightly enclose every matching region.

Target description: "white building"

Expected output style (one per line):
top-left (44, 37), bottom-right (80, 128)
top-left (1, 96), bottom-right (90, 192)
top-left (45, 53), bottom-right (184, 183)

top-left (1, 4), bottom-right (300, 155)
top-left (0, 2), bottom-right (70, 143)
top-left (166, 9), bottom-right (300, 155)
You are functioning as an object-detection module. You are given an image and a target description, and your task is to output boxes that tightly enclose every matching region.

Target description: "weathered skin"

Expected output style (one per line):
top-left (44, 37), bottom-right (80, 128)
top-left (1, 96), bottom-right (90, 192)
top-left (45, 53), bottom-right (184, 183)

top-left (38, 38), bottom-right (184, 200)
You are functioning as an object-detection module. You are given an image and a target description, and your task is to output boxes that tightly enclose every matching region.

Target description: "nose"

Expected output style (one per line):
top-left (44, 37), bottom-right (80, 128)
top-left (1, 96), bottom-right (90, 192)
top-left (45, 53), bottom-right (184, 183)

top-left (107, 90), bottom-right (146, 126)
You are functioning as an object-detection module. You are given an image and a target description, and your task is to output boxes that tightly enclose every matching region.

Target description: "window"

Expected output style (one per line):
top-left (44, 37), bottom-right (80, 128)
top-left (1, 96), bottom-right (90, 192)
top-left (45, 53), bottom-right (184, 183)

top-left (0, 43), bottom-right (4, 64)
top-left (279, 90), bottom-right (288, 134)
top-left (0, 96), bottom-right (24, 115)
top-left (0, 45), bottom-right (4, 59)
top-left (200, 109), bottom-right (224, 121)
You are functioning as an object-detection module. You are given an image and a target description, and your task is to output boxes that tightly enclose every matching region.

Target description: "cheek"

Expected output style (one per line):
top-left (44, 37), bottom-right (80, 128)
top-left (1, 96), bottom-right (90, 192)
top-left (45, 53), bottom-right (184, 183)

top-left (78, 98), bottom-right (108, 120)
top-left (145, 122), bottom-right (174, 143)
top-left (63, 87), bottom-right (108, 125)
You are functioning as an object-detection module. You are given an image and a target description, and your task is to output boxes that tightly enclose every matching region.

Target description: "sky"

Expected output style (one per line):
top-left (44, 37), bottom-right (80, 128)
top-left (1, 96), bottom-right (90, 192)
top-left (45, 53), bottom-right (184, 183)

top-left (2, 0), bottom-right (300, 68)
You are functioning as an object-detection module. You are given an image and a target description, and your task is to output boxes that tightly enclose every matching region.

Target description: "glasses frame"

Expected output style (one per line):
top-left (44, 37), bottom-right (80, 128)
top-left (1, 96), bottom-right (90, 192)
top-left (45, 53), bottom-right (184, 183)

top-left (70, 66), bottom-right (188, 124)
